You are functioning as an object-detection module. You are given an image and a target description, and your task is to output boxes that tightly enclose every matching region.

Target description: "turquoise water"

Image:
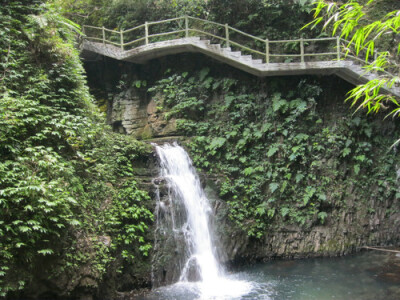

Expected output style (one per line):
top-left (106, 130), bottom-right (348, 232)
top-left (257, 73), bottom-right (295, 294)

top-left (233, 251), bottom-right (400, 300)
top-left (143, 251), bottom-right (400, 300)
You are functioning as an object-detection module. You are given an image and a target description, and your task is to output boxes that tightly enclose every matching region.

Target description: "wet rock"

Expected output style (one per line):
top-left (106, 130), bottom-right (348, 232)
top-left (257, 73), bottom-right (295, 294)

top-left (110, 90), bottom-right (178, 139)
top-left (182, 258), bottom-right (202, 282)
top-left (201, 180), bottom-right (400, 265)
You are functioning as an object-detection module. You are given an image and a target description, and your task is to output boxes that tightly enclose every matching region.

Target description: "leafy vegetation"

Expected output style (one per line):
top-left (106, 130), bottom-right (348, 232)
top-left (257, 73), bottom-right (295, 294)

top-left (147, 66), bottom-right (399, 238)
top-left (2, 0), bottom-right (400, 297)
top-left (0, 1), bottom-right (152, 297)
top-left (56, 0), bottom-right (317, 41)
top-left (305, 0), bottom-right (400, 116)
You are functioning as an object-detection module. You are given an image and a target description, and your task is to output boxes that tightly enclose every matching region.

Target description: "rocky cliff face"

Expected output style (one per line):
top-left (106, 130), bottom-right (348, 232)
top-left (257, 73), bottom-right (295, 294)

top-left (129, 146), bottom-right (400, 289)
top-left (85, 55), bottom-right (400, 290)
top-left (208, 184), bottom-right (400, 264)
top-left (110, 89), bottom-right (178, 139)
top-left (132, 156), bottom-right (400, 288)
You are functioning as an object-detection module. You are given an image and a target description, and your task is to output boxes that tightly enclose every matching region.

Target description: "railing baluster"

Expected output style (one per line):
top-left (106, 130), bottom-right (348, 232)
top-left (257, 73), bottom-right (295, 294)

top-left (145, 22), bottom-right (149, 45)
top-left (185, 15), bottom-right (189, 38)
top-left (82, 18), bottom-right (386, 78)
top-left (225, 24), bottom-right (230, 48)
top-left (81, 26), bottom-right (86, 45)
top-left (300, 38), bottom-right (304, 63)
top-left (120, 30), bottom-right (124, 50)
top-left (336, 36), bottom-right (340, 61)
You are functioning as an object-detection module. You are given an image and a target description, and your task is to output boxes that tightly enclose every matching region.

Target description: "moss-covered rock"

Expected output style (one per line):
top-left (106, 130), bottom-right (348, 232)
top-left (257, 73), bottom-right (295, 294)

top-left (95, 54), bottom-right (400, 267)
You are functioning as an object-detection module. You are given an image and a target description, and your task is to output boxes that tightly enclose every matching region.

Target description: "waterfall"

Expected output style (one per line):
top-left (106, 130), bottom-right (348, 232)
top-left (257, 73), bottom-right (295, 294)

top-left (153, 142), bottom-right (252, 299)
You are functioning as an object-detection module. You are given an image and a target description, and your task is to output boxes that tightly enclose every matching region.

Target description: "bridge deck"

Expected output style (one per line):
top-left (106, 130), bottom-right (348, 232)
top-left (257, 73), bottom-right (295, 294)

top-left (81, 37), bottom-right (400, 97)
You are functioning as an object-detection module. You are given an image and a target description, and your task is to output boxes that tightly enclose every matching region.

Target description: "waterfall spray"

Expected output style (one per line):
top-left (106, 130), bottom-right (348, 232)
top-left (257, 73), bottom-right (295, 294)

top-left (154, 143), bottom-right (252, 298)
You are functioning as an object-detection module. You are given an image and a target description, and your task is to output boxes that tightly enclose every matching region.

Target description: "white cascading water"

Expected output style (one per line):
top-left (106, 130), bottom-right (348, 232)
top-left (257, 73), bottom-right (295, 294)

top-left (155, 143), bottom-right (252, 299)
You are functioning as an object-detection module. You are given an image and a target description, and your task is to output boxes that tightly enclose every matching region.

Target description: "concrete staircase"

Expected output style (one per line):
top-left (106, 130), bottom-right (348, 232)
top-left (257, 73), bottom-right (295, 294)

top-left (81, 37), bottom-right (400, 97)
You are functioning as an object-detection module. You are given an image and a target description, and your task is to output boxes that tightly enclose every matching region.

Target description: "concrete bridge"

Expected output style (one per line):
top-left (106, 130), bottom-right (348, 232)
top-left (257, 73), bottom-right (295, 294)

top-left (80, 16), bottom-right (400, 97)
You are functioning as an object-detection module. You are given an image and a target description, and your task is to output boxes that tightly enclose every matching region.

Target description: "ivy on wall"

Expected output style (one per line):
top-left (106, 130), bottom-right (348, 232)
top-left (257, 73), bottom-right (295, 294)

top-left (147, 66), bottom-right (399, 238)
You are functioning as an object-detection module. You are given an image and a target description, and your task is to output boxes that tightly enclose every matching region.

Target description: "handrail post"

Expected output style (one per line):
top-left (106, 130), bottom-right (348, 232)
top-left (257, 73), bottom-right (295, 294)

top-left (225, 24), bottom-right (230, 48)
top-left (145, 22), bottom-right (149, 45)
top-left (185, 15), bottom-right (189, 38)
top-left (102, 26), bottom-right (105, 45)
top-left (265, 39), bottom-right (269, 64)
top-left (300, 38), bottom-right (304, 63)
top-left (336, 36), bottom-right (340, 61)
top-left (81, 26), bottom-right (86, 45)
top-left (120, 30), bottom-right (124, 50)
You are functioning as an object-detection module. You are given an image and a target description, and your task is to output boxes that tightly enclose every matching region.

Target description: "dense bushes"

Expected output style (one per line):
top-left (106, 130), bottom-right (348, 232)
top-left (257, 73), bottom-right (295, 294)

top-left (147, 65), bottom-right (400, 238)
top-left (56, 0), bottom-right (317, 40)
top-left (0, 2), bottom-right (152, 297)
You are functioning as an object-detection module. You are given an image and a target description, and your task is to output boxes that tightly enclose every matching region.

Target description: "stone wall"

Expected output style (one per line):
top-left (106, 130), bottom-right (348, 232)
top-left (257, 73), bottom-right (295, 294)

top-left (213, 195), bottom-right (400, 264)
top-left (101, 58), bottom-right (400, 289)
top-left (202, 178), bottom-right (400, 268)
top-left (110, 88), bottom-right (178, 139)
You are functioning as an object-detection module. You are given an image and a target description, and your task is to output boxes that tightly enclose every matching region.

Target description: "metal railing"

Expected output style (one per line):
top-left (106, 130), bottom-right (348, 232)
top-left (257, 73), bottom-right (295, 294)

top-left (82, 16), bottom-right (371, 65)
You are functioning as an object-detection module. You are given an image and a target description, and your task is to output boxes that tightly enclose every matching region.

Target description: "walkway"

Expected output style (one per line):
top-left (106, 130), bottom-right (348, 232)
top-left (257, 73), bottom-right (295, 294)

top-left (80, 16), bottom-right (400, 97)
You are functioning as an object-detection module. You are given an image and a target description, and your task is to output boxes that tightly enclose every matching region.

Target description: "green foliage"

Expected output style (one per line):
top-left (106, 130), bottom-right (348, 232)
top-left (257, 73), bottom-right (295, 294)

top-left (208, 0), bottom-right (316, 41)
top-left (148, 65), bottom-right (399, 239)
top-left (0, 2), bottom-right (152, 297)
top-left (148, 67), bottom-right (220, 121)
top-left (63, 0), bottom-right (208, 28)
top-left (305, 0), bottom-right (400, 116)
top-left (105, 181), bottom-right (153, 261)
top-left (52, 0), bottom-right (108, 26)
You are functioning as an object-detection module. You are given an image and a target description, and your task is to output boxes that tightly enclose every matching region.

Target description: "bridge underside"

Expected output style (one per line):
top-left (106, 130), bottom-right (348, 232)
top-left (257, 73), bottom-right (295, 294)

top-left (81, 38), bottom-right (400, 97)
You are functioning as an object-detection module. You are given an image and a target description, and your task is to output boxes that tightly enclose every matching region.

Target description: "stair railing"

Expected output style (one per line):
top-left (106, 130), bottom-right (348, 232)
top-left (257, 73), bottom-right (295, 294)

top-left (82, 16), bottom-right (371, 66)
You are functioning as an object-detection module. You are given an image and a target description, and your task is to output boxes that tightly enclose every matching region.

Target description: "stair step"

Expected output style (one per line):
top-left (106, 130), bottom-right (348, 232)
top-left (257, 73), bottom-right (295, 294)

top-left (241, 55), bottom-right (252, 61)
top-left (229, 51), bottom-right (241, 58)
top-left (190, 36), bottom-right (201, 41)
top-left (222, 47), bottom-right (231, 52)
top-left (209, 44), bottom-right (221, 51)
top-left (252, 59), bottom-right (263, 64)
top-left (252, 63), bottom-right (265, 69)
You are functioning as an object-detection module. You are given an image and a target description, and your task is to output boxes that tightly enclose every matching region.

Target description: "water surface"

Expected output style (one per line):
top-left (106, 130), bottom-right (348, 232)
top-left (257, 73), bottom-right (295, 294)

top-left (142, 251), bottom-right (400, 300)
